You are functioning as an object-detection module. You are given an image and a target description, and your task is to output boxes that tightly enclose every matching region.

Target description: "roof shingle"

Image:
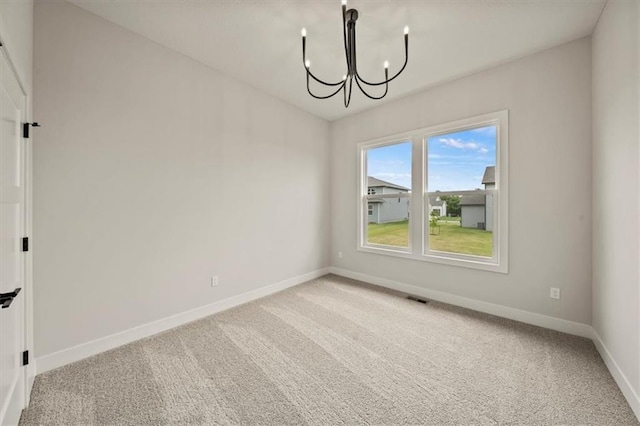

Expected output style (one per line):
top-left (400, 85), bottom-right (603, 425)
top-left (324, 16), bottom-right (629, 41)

top-left (460, 194), bottom-right (486, 206)
top-left (367, 176), bottom-right (410, 191)
top-left (482, 166), bottom-right (495, 185)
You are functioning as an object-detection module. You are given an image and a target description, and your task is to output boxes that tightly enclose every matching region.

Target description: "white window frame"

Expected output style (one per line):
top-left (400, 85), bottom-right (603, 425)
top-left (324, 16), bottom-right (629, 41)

top-left (358, 139), bottom-right (413, 254)
top-left (357, 110), bottom-right (508, 273)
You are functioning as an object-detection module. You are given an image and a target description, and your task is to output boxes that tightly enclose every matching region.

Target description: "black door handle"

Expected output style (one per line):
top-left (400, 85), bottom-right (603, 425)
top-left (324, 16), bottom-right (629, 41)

top-left (0, 288), bottom-right (21, 309)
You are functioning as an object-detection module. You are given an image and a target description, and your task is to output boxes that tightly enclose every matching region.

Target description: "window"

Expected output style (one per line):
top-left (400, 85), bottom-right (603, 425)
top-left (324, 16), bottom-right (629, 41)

top-left (361, 141), bottom-right (412, 250)
top-left (358, 111), bottom-right (508, 273)
top-left (426, 124), bottom-right (497, 260)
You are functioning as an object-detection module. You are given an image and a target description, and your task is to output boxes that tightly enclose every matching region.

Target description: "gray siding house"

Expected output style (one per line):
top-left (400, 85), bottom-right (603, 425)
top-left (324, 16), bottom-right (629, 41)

top-left (367, 177), bottom-right (410, 223)
top-left (429, 195), bottom-right (447, 217)
top-left (460, 166), bottom-right (494, 230)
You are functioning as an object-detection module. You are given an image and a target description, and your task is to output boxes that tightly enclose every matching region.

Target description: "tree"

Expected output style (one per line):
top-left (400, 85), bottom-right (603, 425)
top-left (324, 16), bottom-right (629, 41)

top-left (440, 195), bottom-right (461, 216)
top-left (429, 210), bottom-right (439, 227)
top-left (429, 210), bottom-right (440, 235)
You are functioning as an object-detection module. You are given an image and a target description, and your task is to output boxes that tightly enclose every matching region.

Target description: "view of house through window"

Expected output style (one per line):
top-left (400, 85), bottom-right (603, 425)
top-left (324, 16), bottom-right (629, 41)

top-left (364, 141), bottom-right (412, 249)
top-left (358, 111), bottom-right (507, 272)
top-left (426, 125), bottom-right (497, 258)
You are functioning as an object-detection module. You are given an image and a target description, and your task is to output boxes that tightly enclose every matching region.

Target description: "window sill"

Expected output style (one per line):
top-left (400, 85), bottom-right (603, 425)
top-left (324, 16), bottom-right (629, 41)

top-left (357, 245), bottom-right (508, 274)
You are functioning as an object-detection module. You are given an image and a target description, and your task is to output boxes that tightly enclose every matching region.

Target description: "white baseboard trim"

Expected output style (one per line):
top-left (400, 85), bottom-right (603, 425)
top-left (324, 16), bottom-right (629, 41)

top-left (36, 268), bottom-right (330, 375)
top-left (328, 267), bottom-right (592, 338)
top-left (25, 363), bottom-right (35, 406)
top-left (592, 329), bottom-right (640, 420)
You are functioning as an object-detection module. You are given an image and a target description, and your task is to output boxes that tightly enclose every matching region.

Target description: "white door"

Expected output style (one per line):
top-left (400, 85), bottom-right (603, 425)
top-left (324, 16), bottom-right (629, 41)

top-left (0, 49), bottom-right (27, 426)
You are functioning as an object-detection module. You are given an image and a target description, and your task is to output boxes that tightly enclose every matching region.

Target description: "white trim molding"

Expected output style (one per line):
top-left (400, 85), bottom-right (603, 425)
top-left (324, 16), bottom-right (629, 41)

top-left (592, 330), bottom-right (640, 420)
top-left (36, 268), bottom-right (330, 375)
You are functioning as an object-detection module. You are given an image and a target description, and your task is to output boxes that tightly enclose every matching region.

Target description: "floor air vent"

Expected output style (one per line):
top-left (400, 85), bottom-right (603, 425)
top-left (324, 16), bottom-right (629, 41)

top-left (406, 295), bottom-right (429, 304)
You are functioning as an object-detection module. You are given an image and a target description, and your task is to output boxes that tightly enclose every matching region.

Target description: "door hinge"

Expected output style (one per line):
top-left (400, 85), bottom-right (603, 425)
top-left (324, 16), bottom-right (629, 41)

top-left (22, 237), bottom-right (29, 252)
top-left (22, 350), bottom-right (29, 366)
top-left (22, 122), bottom-right (40, 139)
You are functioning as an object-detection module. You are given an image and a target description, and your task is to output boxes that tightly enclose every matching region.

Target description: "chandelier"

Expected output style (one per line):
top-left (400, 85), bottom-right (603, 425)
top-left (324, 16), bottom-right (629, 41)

top-left (301, 0), bottom-right (409, 108)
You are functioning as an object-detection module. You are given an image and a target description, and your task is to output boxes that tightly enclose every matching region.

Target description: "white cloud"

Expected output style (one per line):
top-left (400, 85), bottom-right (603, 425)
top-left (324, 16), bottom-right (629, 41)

top-left (439, 138), bottom-right (489, 153)
top-left (439, 138), bottom-right (465, 148)
top-left (439, 138), bottom-right (478, 150)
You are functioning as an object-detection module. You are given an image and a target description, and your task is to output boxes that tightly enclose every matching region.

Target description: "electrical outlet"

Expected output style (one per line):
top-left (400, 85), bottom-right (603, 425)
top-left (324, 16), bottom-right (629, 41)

top-left (550, 287), bottom-right (560, 300)
top-left (211, 276), bottom-right (219, 287)
top-left (338, 251), bottom-right (343, 259)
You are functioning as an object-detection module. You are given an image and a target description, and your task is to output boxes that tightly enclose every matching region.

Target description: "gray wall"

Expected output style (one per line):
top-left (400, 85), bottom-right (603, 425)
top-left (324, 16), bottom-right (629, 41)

top-left (368, 203), bottom-right (380, 224)
top-left (33, 1), bottom-right (331, 358)
top-left (592, 0), bottom-right (639, 408)
top-left (461, 205), bottom-right (485, 229)
top-left (0, 0), bottom-right (33, 96)
top-left (377, 198), bottom-right (410, 224)
top-left (331, 38), bottom-right (592, 324)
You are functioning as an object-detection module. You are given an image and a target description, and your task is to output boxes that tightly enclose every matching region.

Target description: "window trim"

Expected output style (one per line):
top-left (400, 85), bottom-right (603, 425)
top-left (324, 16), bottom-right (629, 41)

top-left (358, 139), bottom-right (413, 254)
top-left (356, 110), bottom-right (509, 274)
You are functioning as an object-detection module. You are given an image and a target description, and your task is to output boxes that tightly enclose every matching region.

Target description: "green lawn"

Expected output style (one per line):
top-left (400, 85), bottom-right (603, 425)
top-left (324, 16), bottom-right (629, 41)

top-left (366, 220), bottom-right (411, 247)
top-left (367, 220), bottom-right (492, 257)
top-left (437, 216), bottom-right (461, 223)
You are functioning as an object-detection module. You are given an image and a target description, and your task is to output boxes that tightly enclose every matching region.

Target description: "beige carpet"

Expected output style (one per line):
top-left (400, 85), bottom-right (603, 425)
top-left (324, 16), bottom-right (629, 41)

top-left (20, 274), bottom-right (638, 425)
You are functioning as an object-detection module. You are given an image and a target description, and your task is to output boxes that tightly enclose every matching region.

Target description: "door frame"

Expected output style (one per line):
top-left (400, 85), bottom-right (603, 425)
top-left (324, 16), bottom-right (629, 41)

top-left (0, 33), bottom-right (35, 411)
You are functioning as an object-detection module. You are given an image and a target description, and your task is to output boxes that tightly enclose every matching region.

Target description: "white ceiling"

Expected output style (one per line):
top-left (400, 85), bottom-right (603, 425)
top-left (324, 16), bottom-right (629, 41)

top-left (68, 0), bottom-right (605, 121)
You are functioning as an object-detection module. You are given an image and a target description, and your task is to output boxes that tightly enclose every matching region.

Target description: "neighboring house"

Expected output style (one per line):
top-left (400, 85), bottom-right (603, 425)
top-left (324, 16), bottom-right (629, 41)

top-left (482, 166), bottom-right (496, 189)
top-left (367, 177), bottom-right (410, 223)
top-left (428, 195), bottom-right (447, 217)
top-left (460, 166), bottom-right (495, 230)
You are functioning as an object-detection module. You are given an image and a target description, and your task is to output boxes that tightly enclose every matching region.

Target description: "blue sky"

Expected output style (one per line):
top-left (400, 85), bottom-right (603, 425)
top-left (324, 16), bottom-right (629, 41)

top-left (367, 141), bottom-right (413, 189)
top-left (366, 125), bottom-right (496, 191)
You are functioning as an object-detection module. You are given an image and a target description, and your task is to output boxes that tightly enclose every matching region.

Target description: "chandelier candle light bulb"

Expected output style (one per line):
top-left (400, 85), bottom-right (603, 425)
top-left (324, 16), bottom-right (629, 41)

top-left (301, 1), bottom-right (409, 107)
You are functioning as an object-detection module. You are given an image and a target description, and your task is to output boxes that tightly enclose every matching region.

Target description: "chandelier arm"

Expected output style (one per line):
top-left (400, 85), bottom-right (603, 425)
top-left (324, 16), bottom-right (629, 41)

top-left (344, 76), bottom-right (354, 107)
top-left (355, 37), bottom-right (408, 86)
top-left (354, 74), bottom-right (389, 100)
top-left (303, 35), bottom-right (345, 86)
top-left (306, 73), bottom-right (347, 99)
top-left (306, 67), bottom-right (345, 87)
top-left (302, 26), bottom-right (344, 86)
